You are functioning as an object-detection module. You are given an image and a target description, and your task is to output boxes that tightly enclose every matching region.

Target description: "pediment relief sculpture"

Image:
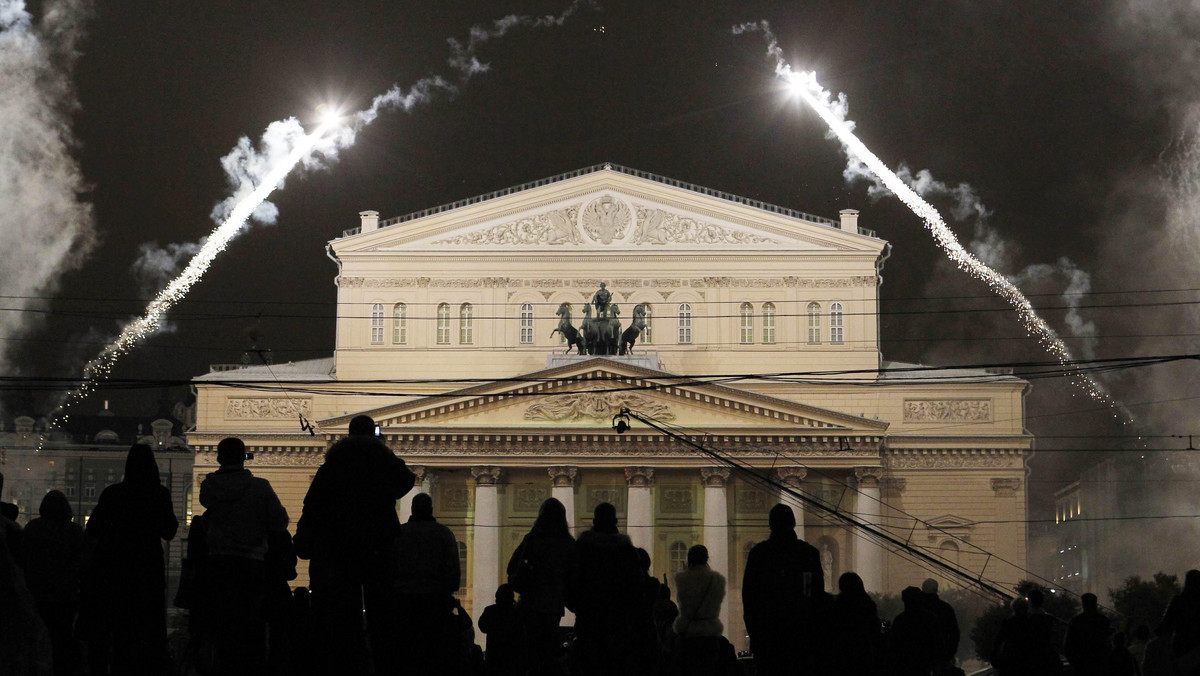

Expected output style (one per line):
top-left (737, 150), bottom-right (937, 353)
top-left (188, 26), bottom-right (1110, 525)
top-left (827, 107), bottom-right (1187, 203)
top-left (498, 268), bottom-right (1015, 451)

top-left (427, 197), bottom-right (782, 248)
top-left (523, 388), bottom-right (675, 423)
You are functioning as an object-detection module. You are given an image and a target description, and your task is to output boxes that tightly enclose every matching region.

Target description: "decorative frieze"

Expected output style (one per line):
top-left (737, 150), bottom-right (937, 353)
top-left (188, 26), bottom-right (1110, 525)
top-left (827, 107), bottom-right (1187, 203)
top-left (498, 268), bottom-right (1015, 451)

top-left (736, 488), bottom-right (770, 512)
top-left (586, 486), bottom-right (625, 512)
top-left (659, 485), bottom-right (695, 514)
top-left (225, 397), bottom-right (312, 420)
top-left (523, 390), bottom-right (675, 423)
top-left (632, 207), bottom-right (777, 246)
top-left (991, 478), bottom-right (1022, 497)
top-left (903, 399), bottom-right (993, 423)
top-left (513, 487), bottom-right (549, 512)
top-left (887, 450), bottom-right (1018, 470)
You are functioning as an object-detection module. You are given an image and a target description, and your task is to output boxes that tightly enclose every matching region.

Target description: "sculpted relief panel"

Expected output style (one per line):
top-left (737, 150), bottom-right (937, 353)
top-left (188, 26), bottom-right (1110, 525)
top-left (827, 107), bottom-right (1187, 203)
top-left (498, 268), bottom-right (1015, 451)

top-left (633, 207), bottom-right (777, 246)
top-left (225, 397), bottom-right (312, 419)
top-left (902, 399), bottom-right (993, 423)
top-left (523, 389), bottom-right (675, 423)
top-left (433, 206), bottom-right (582, 246)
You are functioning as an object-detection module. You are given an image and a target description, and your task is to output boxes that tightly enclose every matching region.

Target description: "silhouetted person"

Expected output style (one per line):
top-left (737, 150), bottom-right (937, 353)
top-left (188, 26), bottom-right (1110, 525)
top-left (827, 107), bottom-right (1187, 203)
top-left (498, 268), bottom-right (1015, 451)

top-left (632, 548), bottom-right (663, 676)
top-left (83, 443), bottom-right (178, 675)
top-left (508, 497), bottom-right (578, 676)
top-left (1130, 623), bottom-right (1150, 668)
top-left (742, 503), bottom-right (824, 676)
top-left (293, 414), bottom-right (415, 674)
top-left (0, 470), bottom-right (19, 523)
top-left (264, 527), bottom-right (298, 675)
top-left (24, 490), bottom-right (86, 676)
top-left (479, 584), bottom-right (521, 676)
top-left (652, 578), bottom-right (679, 674)
top-left (672, 544), bottom-right (735, 676)
top-left (1026, 587), bottom-right (1063, 674)
top-left (1064, 592), bottom-right (1111, 676)
top-left (991, 597), bottom-right (1037, 675)
top-left (285, 587), bottom-right (315, 676)
top-left (1162, 569), bottom-right (1200, 676)
top-left (200, 436), bottom-right (289, 675)
top-left (0, 503), bottom-right (51, 674)
top-left (888, 585), bottom-right (943, 676)
top-left (388, 492), bottom-right (460, 676)
top-left (1142, 624), bottom-right (1173, 676)
top-left (834, 572), bottom-right (883, 676)
top-left (918, 578), bottom-right (960, 670)
top-left (569, 502), bottom-right (643, 676)
top-left (1109, 631), bottom-right (1140, 676)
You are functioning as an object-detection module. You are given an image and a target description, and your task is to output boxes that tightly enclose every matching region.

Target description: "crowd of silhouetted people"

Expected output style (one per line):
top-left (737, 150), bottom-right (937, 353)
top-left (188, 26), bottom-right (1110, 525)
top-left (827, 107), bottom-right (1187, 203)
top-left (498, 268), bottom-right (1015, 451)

top-left (4, 414), bottom-right (1200, 675)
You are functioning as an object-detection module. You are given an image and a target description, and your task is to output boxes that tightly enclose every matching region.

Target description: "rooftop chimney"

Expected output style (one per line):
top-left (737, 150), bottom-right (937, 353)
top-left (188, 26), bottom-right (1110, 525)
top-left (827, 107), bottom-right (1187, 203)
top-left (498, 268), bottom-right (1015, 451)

top-left (839, 209), bottom-right (860, 234)
top-left (359, 210), bottom-right (380, 233)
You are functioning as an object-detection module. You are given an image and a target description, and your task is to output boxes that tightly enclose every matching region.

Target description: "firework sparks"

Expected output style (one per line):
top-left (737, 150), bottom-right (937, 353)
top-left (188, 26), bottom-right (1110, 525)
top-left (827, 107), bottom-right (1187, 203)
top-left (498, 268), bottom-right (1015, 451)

top-left (734, 21), bottom-right (1117, 407)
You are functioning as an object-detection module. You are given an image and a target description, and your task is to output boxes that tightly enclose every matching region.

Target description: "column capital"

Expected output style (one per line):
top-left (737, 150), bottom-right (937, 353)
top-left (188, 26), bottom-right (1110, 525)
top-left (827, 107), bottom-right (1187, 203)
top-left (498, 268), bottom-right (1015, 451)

top-left (854, 466), bottom-right (883, 488)
top-left (881, 477), bottom-right (907, 494)
top-left (471, 465), bottom-right (503, 486)
top-left (624, 466), bottom-right (655, 487)
top-left (991, 477), bottom-right (1021, 497)
top-left (701, 467), bottom-right (731, 487)
top-left (547, 465), bottom-right (579, 487)
top-left (776, 466), bottom-right (808, 486)
top-left (409, 464), bottom-right (426, 482)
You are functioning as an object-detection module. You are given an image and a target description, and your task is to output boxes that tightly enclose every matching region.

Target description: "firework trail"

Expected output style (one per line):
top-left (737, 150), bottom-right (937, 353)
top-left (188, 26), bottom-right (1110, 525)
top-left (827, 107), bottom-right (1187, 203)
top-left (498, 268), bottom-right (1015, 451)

top-left (734, 21), bottom-right (1116, 407)
top-left (56, 3), bottom-right (589, 424)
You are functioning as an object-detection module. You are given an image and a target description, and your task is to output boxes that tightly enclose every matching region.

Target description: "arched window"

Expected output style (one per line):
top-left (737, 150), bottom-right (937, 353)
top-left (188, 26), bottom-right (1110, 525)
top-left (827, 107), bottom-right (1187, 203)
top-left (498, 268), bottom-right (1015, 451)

top-left (763, 302), bottom-right (776, 344)
top-left (678, 303), bottom-right (692, 344)
top-left (459, 303), bottom-right (474, 344)
top-left (807, 302), bottom-right (821, 344)
top-left (939, 540), bottom-right (961, 582)
top-left (830, 302), bottom-right (844, 345)
top-left (392, 303), bottom-right (407, 344)
top-left (519, 303), bottom-right (534, 344)
top-left (436, 303), bottom-right (450, 344)
top-left (642, 304), bottom-right (653, 343)
top-left (370, 303), bottom-right (384, 344)
top-left (457, 541), bottom-right (468, 589)
top-left (740, 302), bottom-right (754, 344)
top-left (669, 541), bottom-right (689, 575)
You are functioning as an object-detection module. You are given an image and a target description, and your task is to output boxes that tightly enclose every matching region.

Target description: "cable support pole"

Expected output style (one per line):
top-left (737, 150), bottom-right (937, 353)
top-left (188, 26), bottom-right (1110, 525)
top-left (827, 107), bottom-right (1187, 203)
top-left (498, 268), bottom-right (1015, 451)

top-left (614, 407), bottom-right (1015, 602)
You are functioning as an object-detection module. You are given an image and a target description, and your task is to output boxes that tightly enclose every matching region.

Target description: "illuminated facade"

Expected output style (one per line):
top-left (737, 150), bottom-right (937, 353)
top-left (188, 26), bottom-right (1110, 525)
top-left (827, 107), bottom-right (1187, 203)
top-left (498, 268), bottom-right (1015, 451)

top-left (190, 164), bottom-right (1032, 645)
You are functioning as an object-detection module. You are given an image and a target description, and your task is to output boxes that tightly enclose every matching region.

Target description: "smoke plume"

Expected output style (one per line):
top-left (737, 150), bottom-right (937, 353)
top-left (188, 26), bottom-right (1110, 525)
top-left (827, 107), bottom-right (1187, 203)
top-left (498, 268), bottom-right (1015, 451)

top-left (0, 0), bottom-right (95, 389)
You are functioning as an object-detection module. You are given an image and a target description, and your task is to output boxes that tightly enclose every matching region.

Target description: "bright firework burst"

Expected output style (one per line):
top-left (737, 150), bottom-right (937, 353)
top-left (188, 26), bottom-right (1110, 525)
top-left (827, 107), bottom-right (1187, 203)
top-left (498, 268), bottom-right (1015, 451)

top-left (735, 21), bottom-right (1118, 409)
top-left (56, 119), bottom-right (337, 425)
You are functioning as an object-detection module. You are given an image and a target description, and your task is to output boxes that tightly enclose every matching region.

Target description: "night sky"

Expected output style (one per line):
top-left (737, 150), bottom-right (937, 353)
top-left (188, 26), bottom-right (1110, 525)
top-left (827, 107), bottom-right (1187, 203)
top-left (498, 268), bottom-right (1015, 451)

top-left (4, 1), bottom-right (1199, 509)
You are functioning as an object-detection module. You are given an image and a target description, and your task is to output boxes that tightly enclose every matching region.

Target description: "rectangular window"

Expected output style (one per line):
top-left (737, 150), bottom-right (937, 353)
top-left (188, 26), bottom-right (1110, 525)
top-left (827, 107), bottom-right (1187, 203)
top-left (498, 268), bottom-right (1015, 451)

top-left (84, 485), bottom-right (95, 498)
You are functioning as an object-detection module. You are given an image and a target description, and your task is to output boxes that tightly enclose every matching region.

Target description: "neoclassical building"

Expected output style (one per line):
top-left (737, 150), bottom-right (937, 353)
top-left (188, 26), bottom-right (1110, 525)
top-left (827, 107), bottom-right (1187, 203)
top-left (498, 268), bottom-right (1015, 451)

top-left (190, 164), bottom-right (1031, 646)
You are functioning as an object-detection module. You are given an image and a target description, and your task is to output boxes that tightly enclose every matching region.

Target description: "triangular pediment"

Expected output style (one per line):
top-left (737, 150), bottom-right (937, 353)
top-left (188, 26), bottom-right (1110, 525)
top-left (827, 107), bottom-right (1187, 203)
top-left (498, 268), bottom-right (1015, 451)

top-left (320, 358), bottom-right (889, 435)
top-left (332, 165), bottom-right (885, 255)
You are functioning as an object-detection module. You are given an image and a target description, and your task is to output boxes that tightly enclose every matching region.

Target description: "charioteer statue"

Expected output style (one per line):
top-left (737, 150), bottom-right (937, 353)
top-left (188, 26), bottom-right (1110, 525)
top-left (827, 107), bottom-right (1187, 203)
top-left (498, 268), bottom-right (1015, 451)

top-left (550, 283), bottom-right (646, 356)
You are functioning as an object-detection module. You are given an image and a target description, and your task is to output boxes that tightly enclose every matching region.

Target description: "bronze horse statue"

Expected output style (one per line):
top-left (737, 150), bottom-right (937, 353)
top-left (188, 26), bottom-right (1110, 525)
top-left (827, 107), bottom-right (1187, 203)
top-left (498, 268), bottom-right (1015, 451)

top-left (619, 303), bottom-right (647, 355)
top-left (581, 304), bottom-right (621, 355)
top-left (550, 302), bottom-right (586, 355)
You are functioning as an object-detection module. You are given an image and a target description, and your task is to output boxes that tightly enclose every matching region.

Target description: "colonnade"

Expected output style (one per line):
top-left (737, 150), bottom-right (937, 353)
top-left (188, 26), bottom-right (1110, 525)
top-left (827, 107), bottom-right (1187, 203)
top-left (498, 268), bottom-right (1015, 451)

top-left (397, 462), bottom-right (885, 633)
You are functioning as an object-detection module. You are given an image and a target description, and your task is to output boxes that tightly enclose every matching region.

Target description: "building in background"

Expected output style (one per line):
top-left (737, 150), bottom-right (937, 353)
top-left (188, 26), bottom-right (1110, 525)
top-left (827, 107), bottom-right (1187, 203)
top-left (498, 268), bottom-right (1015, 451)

top-left (190, 164), bottom-right (1032, 646)
top-left (0, 407), bottom-right (194, 599)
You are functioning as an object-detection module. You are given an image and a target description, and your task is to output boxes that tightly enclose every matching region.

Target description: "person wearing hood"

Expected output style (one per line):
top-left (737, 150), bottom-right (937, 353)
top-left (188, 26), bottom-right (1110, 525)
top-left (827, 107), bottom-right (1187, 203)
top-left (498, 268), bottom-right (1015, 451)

top-left (742, 503), bottom-right (824, 676)
top-left (294, 414), bottom-right (416, 675)
top-left (199, 436), bottom-right (289, 675)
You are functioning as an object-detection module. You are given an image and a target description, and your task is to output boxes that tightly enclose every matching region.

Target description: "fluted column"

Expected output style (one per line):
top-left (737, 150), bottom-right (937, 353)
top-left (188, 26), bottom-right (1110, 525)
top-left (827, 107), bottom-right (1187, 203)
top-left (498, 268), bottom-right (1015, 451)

top-left (547, 466), bottom-right (578, 534)
top-left (471, 465), bottom-right (502, 631)
top-left (776, 466), bottom-right (808, 541)
top-left (398, 465), bottom-right (427, 523)
top-left (701, 467), bottom-right (731, 635)
top-left (853, 467), bottom-right (884, 592)
top-left (624, 466), bottom-right (655, 552)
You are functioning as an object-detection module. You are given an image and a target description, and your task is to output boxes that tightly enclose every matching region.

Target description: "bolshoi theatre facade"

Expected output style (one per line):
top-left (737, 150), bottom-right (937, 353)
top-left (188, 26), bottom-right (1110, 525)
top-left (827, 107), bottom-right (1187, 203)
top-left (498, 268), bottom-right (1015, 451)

top-left (190, 164), bottom-right (1031, 644)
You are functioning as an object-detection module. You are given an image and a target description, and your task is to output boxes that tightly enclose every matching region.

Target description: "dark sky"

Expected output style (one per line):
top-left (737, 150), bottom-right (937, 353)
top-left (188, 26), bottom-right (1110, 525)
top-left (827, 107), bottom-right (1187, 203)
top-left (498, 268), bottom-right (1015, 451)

top-left (4, 1), bottom-right (1199, 503)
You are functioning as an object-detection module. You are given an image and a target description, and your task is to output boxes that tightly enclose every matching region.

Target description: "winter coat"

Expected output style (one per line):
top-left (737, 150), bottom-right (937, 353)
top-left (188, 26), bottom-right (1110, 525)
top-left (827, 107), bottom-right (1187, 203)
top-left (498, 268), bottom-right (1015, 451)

top-left (200, 467), bottom-right (289, 560)
top-left (570, 528), bottom-right (642, 628)
top-left (393, 513), bottom-right (460, 596)
top-left (294, 434), bottom-right (415, 561)
top-left (507, 530), bottom-right (578, 617)
top-left (86, 479), bottom-right (178, 588)
top-left (23, 515), bottom-right (85, 609)
top-left (673, 565), bottom-right (725, 638)
top-left (742, 530), bottom-right (824, 645)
